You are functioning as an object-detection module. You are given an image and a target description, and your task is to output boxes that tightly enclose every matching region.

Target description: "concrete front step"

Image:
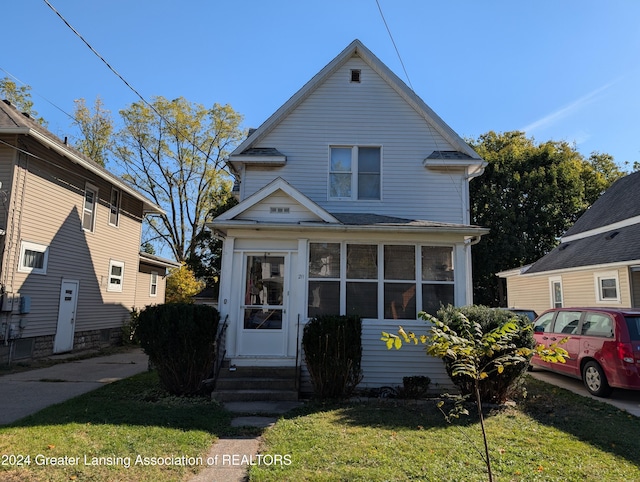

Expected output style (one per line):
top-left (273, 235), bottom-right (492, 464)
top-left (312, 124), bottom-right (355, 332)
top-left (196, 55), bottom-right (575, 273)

top-left (213, 365), bottom-right (299, 402)
top-left (216, 377), bottom-right (296, 391)
top-left (212, 389), bottom-right (299, 402)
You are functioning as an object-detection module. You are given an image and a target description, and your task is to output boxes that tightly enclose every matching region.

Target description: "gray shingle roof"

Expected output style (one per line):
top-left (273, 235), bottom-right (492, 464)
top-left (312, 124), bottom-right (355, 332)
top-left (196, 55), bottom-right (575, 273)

top-left (527, 223), bottom-right (640, 274)
top-left (564, 170), bottom-right (640, 237)
top-left (425, 150), bottom-right (475, 160)
top-left (331, 212), bottom-right (483, 229)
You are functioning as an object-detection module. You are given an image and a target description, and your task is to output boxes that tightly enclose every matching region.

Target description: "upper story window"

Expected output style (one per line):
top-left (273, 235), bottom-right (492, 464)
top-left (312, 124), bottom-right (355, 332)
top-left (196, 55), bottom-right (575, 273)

top-left (18, 240), bottom-right (49, 275)
top-left (109, 188), bottom-right (120, 227)
top-left (83, 183), bottom-right (98, 232)
top-left (329, 146), bottom-right (381, 200)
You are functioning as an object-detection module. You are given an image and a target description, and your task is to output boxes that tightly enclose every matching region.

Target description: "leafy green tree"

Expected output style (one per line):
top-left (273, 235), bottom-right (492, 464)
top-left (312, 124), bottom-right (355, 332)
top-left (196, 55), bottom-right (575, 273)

top-left (165, 263), bottom-right (205, 303)
top-left (112, 96), bottom-right (244, 262)
top-left (0, 77), bottom-right (45, 125)
top-left (469, 131), bottom-right (625, 305)
top-left (71, 97), bottom-right (113, 167)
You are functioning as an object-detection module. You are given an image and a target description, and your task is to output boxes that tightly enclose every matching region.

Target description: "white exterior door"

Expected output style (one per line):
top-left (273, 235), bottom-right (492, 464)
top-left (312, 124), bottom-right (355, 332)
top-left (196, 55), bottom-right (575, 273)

top-left (53, 280), bottom-right (79, 353)
top-left (238, 253), bottom-right (288, 357)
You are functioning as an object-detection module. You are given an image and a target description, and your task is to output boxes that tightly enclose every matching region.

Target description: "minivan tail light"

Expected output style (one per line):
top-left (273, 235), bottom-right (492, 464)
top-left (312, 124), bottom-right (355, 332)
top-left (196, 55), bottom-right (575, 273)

top-left (616, 342), bottom-right (635, 364)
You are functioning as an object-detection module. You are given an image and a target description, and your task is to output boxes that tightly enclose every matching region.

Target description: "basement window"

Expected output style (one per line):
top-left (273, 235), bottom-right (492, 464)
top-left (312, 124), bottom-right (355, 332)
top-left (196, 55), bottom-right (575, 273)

top-left (350, 69), bottom-right (361, 83)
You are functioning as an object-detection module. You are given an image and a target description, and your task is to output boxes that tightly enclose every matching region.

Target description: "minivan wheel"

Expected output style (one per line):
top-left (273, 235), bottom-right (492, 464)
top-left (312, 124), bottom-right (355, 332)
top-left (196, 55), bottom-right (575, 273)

top-left (582, 361), bottom-right (612, 397)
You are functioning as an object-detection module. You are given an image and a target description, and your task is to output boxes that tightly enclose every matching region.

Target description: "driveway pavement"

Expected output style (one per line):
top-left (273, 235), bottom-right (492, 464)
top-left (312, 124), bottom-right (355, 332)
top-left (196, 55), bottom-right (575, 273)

top-left (0, 348), bottom-right (148, 425)
top-left (529, 368), bottom-right (640, 417)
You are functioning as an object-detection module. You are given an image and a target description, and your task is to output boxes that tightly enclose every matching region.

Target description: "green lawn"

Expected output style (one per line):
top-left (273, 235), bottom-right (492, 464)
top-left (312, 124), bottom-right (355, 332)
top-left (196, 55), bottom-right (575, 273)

top-left (250, 377), bottom-right (640, 481)
top-left (2, 371), bottom-right (640, 481)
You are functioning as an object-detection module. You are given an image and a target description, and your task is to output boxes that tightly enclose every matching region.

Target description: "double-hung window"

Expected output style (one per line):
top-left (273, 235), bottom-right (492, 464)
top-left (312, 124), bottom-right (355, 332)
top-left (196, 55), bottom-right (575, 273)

top-left (329, 146), bottom-right (381, 200)
top-left (595, 271), bottom-right (620, 303)
top-left (83, 183), bottom-right (98, 232)
top-left (150, 271), bottom-right (158, 296)
top-left (107, 260), bottom-right (125, 292)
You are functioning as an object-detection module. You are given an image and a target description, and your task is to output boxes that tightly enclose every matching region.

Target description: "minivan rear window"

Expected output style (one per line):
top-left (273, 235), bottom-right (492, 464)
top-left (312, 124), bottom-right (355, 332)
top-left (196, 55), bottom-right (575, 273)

top-left (625, 316), bottom-right (640, 340)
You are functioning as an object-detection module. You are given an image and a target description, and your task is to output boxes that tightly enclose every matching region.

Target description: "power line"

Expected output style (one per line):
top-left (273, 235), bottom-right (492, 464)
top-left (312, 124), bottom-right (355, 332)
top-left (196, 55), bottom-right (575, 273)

top-left (375, 0), bottom-right (414, 92)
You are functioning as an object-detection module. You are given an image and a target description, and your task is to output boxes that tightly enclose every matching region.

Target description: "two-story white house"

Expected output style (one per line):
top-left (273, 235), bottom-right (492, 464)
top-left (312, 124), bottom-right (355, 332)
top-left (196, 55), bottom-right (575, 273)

top-left (210, 40), bottom-right (488, 392)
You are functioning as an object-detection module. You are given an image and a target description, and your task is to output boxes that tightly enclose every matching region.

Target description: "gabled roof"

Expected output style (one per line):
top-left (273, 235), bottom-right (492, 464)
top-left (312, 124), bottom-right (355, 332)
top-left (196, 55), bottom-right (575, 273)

top-left (0, 100), bottom-right (163, 214)
top-left (563, 170), bottom-right (640, 241)
top-left (229, 39), bottom-right (483, 164)
top-left (526, 224), bottom-right (640, 274)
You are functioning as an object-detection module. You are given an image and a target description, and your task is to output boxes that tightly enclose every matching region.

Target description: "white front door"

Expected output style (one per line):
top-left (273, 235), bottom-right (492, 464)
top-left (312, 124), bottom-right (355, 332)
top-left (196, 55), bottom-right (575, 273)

top-left (53, 279), bottom-right (79, 353)
top-left (238, 253), bottom-right (288, 356)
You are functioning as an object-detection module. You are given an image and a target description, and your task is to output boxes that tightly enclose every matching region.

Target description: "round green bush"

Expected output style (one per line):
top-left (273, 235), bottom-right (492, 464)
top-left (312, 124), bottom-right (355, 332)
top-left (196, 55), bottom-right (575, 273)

top-left (136, 303), bottom-right (220, 395)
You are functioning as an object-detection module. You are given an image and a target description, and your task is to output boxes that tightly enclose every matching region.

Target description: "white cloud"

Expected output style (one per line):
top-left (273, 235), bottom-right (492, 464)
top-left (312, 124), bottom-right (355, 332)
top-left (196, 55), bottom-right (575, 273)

top-left (521, 80), bottom-right (618, 134)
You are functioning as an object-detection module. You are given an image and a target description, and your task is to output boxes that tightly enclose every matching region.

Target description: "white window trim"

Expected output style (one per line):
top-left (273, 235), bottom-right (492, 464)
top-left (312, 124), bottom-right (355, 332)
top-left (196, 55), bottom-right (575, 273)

top-left (150, 271), bottom-right (158, 297)
top-left (107, 260), bottom-right (125, 292)
top-left (549, 276), bottom-right (563, 308)
top-left (328, 145), bottom-right (382, 201)
top-left (83, 182), bottom-right (99, 232)
top-left (594, 270), bottom-right (621, 303)
top-left (18, 240), bottom-right (49, 275)
top-left (109, 188), bottom-right (121, 227)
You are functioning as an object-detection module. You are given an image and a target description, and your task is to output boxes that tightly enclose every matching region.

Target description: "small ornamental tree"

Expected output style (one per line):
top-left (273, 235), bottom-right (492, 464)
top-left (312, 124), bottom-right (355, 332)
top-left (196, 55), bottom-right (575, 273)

top-left (381, 308), bottom-right (568, 482)
top-left (165, 263), bottom-right (205, 303)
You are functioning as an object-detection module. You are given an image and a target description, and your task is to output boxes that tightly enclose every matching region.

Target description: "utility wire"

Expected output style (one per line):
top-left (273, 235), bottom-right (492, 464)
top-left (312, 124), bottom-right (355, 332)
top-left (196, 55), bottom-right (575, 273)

top-left (375, 0), bottom-right (414, 92)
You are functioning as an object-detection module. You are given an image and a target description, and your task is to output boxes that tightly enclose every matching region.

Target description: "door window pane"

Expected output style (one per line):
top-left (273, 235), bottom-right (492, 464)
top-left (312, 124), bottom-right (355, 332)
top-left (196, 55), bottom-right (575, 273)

top-left (245, 255), bottom-right (284, 307)
top-left (244, 308), bottom-right (282, 329)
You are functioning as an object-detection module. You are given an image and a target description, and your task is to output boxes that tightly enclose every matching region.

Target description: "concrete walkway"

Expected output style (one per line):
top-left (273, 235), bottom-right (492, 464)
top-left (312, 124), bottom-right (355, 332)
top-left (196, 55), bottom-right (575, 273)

top-left (0, 348), bottom-right (149, 425)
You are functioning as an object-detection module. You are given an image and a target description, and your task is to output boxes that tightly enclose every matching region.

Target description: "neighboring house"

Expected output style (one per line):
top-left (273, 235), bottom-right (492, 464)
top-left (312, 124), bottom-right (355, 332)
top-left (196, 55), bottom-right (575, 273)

top-left (498, 170), bottom-right (640, 315)
top-left (0, 99), bottom-right (172, 363)
top-left (136, 252), bottom-right (181, 309)
top-left (210, 39), bottom-right (488, 391)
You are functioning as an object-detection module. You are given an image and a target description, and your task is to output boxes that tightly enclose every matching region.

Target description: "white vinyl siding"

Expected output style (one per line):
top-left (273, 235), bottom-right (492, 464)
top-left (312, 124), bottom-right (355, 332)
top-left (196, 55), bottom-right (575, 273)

top-left (238, 57), bottom-right (466, 224)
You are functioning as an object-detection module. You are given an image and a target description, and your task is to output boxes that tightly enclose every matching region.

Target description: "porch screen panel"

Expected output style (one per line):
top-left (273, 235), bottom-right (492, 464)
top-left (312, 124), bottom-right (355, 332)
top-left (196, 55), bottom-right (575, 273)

top-left (346, 244), bottom-right (378, 318)
top-left (384, 245), bottom-right (416, 319)
top-left (308, 243), bottom-right (341, 317)
top-left (421, 246), bottom-right (454, 316)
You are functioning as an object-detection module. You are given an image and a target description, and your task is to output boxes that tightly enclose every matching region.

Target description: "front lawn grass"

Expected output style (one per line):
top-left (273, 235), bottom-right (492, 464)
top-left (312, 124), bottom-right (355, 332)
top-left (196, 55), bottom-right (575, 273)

top-left (0, 370), bottom-right (239, 482)
top-left (251, 376), bottom-right (640, 481)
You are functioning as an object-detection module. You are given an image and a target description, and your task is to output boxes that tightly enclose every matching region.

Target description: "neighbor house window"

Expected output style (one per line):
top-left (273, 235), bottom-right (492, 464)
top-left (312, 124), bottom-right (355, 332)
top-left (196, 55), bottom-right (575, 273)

top-left (109, 188), bottom-right (120, 226)
top-left (150, 271), bottom-right (158, 296)
top-left (549, 276), bottom-right (563, 308)
top-left (83, 183), bottom-right (98, 232)
top-left (18, 241), bottom-right (49, 275)
top-left (107, 260), bottom-right (124, 292)
top-left (595, 271), bottom-right (620, 303)
top-left (308, 242), bottom-right (454, 319)
top-left (329, 146), bottom-right (381, 200)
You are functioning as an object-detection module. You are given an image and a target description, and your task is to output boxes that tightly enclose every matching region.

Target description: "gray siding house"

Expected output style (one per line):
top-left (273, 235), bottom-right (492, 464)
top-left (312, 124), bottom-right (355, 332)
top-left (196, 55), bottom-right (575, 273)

top-left (499, 170), bottom-right (640, 314)
top-left (210, 40), bottom-right (488, 391)
top-left (0, 99), bottom-right (171, 362)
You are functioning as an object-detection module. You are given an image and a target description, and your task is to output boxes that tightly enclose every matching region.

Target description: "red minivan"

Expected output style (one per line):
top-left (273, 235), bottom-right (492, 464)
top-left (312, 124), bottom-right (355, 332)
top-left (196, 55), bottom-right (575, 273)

top-left (531, 308), bottom-right (640, 397)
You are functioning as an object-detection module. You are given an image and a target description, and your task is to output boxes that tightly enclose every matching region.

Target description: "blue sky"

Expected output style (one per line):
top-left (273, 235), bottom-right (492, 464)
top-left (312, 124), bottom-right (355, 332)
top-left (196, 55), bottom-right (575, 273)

top-left (3, 1), bottom-right (640, 168)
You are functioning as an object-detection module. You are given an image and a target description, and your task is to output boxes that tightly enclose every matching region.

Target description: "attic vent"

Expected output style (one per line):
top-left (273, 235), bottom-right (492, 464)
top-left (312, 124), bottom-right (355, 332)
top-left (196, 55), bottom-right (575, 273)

top-left (558, 243), bottom-right (570, 251)
top-left (270, 207), bottom-right (290, 214)
top-left (605, 231), bottom-right (620, 240)
top-left (350, 69), bottom-right (361, 83)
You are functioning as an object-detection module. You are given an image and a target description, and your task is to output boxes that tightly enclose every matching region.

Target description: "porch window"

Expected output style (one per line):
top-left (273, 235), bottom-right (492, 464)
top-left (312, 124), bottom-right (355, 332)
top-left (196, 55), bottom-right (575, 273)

top-left (329, 146), bottom-right (381, 200)
top-left (307, 242), bottom-right (454, 319)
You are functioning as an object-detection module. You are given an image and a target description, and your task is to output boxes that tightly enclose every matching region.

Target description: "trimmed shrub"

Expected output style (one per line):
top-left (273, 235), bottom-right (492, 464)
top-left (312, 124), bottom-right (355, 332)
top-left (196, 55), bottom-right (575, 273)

top-left (303, 314), bottom-right (363, 399)
top-left (437, 305), bottom-right (535, 403)
top-left (402, 376), bottom-right (431, 399)
top-left (136, 303), bottom-right (220, 395)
